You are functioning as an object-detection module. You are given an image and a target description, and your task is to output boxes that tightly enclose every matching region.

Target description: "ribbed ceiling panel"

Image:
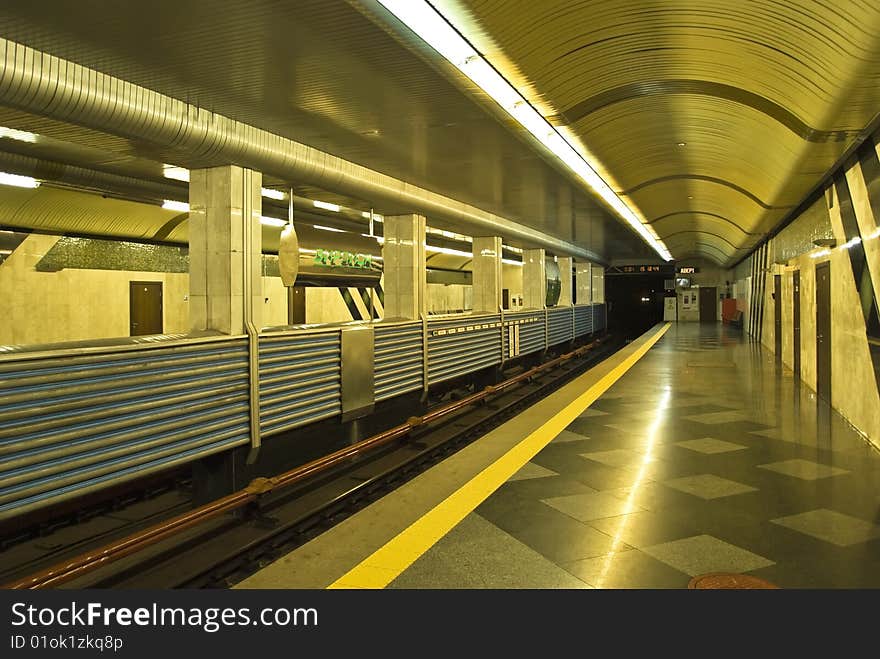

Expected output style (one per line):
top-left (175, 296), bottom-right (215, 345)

top-left (452, 0), bottom-right (880, 263)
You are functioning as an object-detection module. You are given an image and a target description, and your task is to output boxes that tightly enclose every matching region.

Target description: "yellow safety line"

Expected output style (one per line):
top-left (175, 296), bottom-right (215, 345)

top-left (328, 322), bottom-right (671, 589)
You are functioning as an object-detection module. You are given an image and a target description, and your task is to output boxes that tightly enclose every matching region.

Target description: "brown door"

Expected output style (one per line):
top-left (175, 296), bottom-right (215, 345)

top-left (288, 286), bottom-right (306, 324)
top-left (129, 281), bottom-right (163, 336)
top-left (699, 287), bottom-right (717, 322)
top-left (816, 262), bottom-right (831, 402)
top-left (774, 275), bottom-right (782, 359)
top-left (793, 271), bottom-right (801, 376)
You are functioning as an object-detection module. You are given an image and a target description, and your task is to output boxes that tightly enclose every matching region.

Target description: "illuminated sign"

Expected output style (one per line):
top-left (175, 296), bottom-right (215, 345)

top-left (607, 264), bottom-right (671, 275)
top-left (677, 266), bottom-right (700, 274)
top-left (314, 248), bottom-right (373, 269)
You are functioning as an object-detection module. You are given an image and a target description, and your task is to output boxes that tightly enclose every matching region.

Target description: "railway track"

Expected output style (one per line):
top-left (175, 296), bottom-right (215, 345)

top-left (4, 335), bottom-right (619, 590)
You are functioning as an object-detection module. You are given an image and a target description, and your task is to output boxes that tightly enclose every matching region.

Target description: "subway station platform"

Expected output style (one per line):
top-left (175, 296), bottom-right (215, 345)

top-left (238, 323), bottom-right (880, 589)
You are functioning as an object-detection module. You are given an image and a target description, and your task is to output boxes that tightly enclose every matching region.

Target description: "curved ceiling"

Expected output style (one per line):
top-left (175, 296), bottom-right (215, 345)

top-left (0, 0), bottom-right (657, 263)
top-left (432, 0), bottom-right (880, 264)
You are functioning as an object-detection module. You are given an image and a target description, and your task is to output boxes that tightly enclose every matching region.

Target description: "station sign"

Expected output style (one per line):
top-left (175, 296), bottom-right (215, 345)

top-left (606, 264), bottom-right (674, 275)
top-left (676, 266), bottom-right (700, 274)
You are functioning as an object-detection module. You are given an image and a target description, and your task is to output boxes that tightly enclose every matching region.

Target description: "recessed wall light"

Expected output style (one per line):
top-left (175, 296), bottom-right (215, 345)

top-left (677, 142), bottom-right (687, 147)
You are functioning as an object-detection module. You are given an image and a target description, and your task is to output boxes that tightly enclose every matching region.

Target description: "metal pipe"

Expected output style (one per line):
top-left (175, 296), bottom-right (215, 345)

top-left (0, 38), bottom-right (602, 262)
top-left (5, 335), bottom-right (604, 589)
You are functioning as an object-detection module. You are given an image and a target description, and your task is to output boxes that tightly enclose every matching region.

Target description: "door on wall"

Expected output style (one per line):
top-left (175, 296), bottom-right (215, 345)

top-left (129, 281), bottom-right (163, 336)
top-left (699, 287), bottom-right (717, 322)
top-left (774, 274), bottom-right (782, 358)
top-left (792, 270), bottom-right (801, 377)
top-left (288, 286), bottom-right (306, 324)
top-left (816, 262), bottom-right (831, 403)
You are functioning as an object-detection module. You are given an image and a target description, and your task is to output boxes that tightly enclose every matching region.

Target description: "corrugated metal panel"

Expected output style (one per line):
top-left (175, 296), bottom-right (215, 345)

top-left (503, 311), bottom-right (545, 358)
top-left (592, 303), bottom-right (607, 331)
top-left (574, 304), bottom-right (593, 337)
top-left (548, 307), bottom-right (574, 346)
top-left (374, 321), bottom-right (424, 401)
top-left (0, 337), bottom-right (250, 521)
top-left (428, 314), bottom-right (502, 385)
top-left (258, 331), bottom-right (341, 436)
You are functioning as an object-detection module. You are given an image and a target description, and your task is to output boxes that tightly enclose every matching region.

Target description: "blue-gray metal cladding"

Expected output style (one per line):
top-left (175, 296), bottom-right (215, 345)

top-left (258, 331), bottom-right (342, 436)
top-left (574, 304), bottom-right (594, 336)
top-left (548, 307), bottom-right (575, 346)
top-left (0, 337), bottom-right (250, 521)
top-left (592, 303), bottom-right (607, 331)
top-left (427, 314), bottom-right (503, 384)
top-left (374, 321), bottom-right (424, 401)
top-left (503, 311), bottom-right (546, 358)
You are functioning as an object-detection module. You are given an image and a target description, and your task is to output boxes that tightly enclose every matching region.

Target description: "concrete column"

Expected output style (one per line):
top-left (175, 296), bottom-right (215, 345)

top-left (382, 213), bottom-right (426, 319)
top-left (557, 256), bottom-right (573, 306)
top-left (189, 165), bottom-right (262, 335)
top-left (523, 248), bottom-right (546, 309)
top-left (592, 263), bottom-right (605, 303)
top-left (575, 262), bottom-right (591, 305)
top-left (472, 236), bottom-right (503, 313)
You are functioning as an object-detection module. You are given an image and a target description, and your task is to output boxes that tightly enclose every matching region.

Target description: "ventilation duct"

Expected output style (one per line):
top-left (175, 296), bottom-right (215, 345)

top-left (0, 38), bottom-right (602, 262)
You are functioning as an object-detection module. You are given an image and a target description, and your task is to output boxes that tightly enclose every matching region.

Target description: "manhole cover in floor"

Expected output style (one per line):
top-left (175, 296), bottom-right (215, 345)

top-left (688, 573), bottom-right (779, 589)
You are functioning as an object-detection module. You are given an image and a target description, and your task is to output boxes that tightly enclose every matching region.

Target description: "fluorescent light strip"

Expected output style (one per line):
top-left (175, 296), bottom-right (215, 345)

top-left (162, 165), bottom-right (190, 182)
top-left (161, 199), bottom-right (189, 213)
top-left (0, 172), bottom-right (40, 189)
top-left (314, 200), bottom-right (341, 212)
top-left (260, 216), bottom-right (287, 227)
top-left (0, 126), bottom-right (37, 143)
top-left (502, 258), bottom-right (523, 266)
top-left (261, 187), bottom-right (285, 200)
top-left (0, 249), bottom-right (12, 255)
top-left (426, 245), bottom-right (472, 258)
top-left (313, 224), bottom-right (346, 233)
top-left (377, 0), bottom-right (672, 261)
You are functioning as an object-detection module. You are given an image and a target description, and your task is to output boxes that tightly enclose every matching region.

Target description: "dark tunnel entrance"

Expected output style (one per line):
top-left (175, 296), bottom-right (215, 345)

top-left (605, 267), bottom-right (670, 341)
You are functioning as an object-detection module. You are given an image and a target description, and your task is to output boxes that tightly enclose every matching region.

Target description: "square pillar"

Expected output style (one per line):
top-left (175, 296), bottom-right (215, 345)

top-left (523, 248), bottom-right (546, 309)
top-left (189, 165), bottom-right (262, 335)
top-left (592, 263), bottom-right (605, 303)
top-left (557, 256), bottom-right (573, 306)
top-left (575, 262), bottom-right (591, 305)
top-left (383, 213), bottom-right (426, 320)
top-left (472, 236), bottom-right (503, 313)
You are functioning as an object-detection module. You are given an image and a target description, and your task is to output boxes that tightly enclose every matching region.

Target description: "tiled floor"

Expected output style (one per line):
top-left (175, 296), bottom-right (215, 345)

top-left (389, 323), bottom-right (880, 589)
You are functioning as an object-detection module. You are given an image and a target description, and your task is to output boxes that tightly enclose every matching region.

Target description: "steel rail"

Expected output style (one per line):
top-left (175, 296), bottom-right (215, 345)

top-left (5, 337), bottom-right (603, 590)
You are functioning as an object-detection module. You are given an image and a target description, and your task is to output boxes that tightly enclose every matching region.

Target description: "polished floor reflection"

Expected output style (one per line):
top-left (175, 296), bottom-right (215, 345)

top-left (390, 323), bottom-right (880, 588)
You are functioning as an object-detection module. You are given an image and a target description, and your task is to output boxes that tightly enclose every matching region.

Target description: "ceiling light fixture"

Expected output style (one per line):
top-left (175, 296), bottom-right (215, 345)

top-left (0, 126), bottom-right (37, 143)
top-left (0, 172), bottom-right (40, 189)
top-left (161, 199), bottom-right (190, 213)
top-left (426, 245), bottom-right (472, 258)
top-left (313, 224), bottom-right (346, 233)
top-left (376, 0), bottom-right (672, 261)
top-left (162, 165), bottom-right (190, 182)
top-left (677, 142), bottom-right (687, 147)
top-left (313, 200), bottom-right (341, 212)
top-left (260, 216), bottom-right (287, 227)
top-left (261, 187), bottom-right (286, 200)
